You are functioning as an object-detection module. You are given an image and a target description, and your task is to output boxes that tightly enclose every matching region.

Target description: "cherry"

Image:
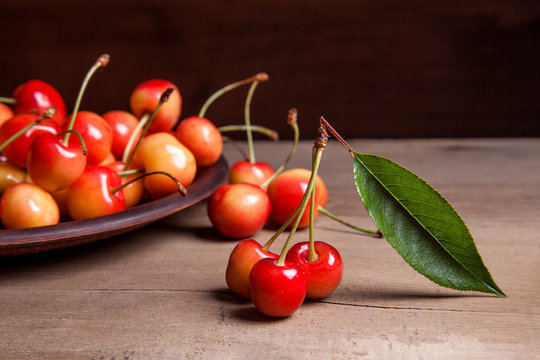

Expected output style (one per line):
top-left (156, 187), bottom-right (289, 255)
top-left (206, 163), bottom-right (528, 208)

top-left (137, 132), bottom-right (196, 197)
top-left (27, 131), bottom-right (87, 192)
top-left (63, 111), bottom-right (113, 165)
top-left (227, 77), bottom-right (275, 187)
top-left (248, 258), bottom-right (307, 317)
top-left (207, 183), bottom-right (270, 239)
top-left (225, 239), bottom-right (278, 298)
top-left (129, 79), bottom-right (182, 133)
top-left (267, 168), bottom-right (328, 229)
top-left (0, 182), bottom-right (60, 229)
top-left (0, 103), bottom-right (14, 128)
top-left (228, 161), bottom-right (274, 189)
top-left (102, 110), bottom-right (142, 161)
top-left (175, 116), bottom-right (222, 167)
top-left (0, 162), bottom-right (25, 194)
top-left (0, 112), bottom-right (61, 168)
top-left (105, 161), bottom-right (144, 208)
top-left (285, 241), bottom-right (343, 299)
top-left (66, 165), bottom-right (125, 220)
top-left (8, 79), bottom-right (66, 126)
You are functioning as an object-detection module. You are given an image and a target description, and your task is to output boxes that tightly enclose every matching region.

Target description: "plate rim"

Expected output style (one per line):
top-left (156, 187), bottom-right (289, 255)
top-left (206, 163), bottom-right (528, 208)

top-left (0, 155), bottom-right (228, 256)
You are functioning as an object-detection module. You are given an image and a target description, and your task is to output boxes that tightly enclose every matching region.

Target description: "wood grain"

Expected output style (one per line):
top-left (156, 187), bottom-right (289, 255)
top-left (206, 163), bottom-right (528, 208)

top-left (0, 139), bottom-right (538, 359)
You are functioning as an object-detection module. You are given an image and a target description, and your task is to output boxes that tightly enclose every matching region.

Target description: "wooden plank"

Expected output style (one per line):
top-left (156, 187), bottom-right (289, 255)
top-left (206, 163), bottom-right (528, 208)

top-left (0, 139), bottom-right (538, 359)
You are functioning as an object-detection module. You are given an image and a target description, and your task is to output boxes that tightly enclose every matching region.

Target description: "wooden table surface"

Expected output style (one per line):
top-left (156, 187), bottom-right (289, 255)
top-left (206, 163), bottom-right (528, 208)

top-left (1, 138), bottom-right (539, 359)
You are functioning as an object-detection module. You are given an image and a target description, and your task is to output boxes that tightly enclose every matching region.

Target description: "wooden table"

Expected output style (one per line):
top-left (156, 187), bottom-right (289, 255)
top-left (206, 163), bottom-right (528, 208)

top-left (1, 138), bottom-right (538, 359)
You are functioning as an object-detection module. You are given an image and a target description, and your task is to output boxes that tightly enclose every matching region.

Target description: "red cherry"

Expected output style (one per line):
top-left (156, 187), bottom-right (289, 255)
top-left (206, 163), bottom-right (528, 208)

top-left (105, 161), bottom-right (144, 209)
top-left (27, 132), bottom-right (87, 192)
top-left (225, 239), bottom-right (278, 298)
top-left (102, 110), bottom-right (142, 161)
top-left (175, 116), bottom-right (222, 167)
top-left (228, 161), bottom-right (274, 189)
top-left (0, 182), bottom-right (60, 229)
top-left (207, 183), bottom-right (270, 239)
top-left (0, 113), bottom-right (60, 168)
top-left (286, 241), bottom-right (343, 299)
top-left (249, 258), bottom-right (307, 317)
top-left (0, 103), bottom-right (14, 129)
top-left (267, 168), bottom-right (328, 229)
top-left (66, 165), bottom-right (125, 220)
top-left (11, 79), bottom-right (66, 126)
top-left (130, 79), bottom-right (182, 133)
top-left (63, 111), bottom-right (113, 165)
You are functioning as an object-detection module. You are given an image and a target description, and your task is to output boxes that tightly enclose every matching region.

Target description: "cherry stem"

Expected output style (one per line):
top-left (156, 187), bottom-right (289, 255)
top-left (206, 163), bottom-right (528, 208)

top-left (319, 117), bottom-right (356, 155)
top-left (221, 136), bottom-right (249, 160)
top-left (0, 97), bottom-right (17, 105)
top-left (218, 124), bottom-right (279, 142)
top-left (244, 80), bottom-right (259, 164)
top-left (0, 106), bottom-right (56, 152)
top-left (273, 123), bottom-right (328, 267)
top-left (121, 112), bottom-right (149, 163)
top-left (307, 160), bottom-right (318, 262)
top-left (317, 206), bottom-right (382, 237)
top-left (123, 88), bottom-right (174, 170)
top-left (56, 130), bottom-right (88, 156)
top-left (117, 168), bottom-right (144, 176)
top-left (110, 170), bottom-right (187, 196)
top-left (198, 72), bottom-right (269, 118)
top-left (260, 108), bottom-right (299, 189)
top-left (63, 54), bottom-right (110, 146)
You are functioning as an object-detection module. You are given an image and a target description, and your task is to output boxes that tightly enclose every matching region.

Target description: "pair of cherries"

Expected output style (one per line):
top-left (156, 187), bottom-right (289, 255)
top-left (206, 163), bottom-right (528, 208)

top-left (227, 238), bottom-right (343, 317)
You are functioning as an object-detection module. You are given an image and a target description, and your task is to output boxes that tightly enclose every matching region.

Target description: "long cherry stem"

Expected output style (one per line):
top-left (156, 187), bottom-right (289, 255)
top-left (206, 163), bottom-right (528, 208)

top-left (63, 54), bottom-right (109, 146)
top-left (110, 170), bottom-right (187, 196)
top-left (123, 88), bottom-right (173, 170)
top-left (218, 124), bottom-right (279, 142)
top-left (260, 108), bottom-right (299, 189)
top-left (0, 97), bottom-right (17, 105)
top-left (244, 81), bottom-right (259, 164)
top-left (198, 72), bottom-right (268, 118)
top-left (121, 113), bottom-right (149, 163)
top-left (273, 123), bottom-right (328, 266)
top-left (317, 206), bottom-right (382, 237)
top-left (307, 155), bottom-right (318, 262)
top-left (0, 106), bottom-right (56, 152)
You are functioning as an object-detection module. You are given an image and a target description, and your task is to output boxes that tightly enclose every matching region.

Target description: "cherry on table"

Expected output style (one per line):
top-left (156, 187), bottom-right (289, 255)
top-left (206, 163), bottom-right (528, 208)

top-left (286, 241), bottom-right (343, 299)
top-left (225, 238), bottom-right (278, 299)
top-left (248, 257), bottom-right (307, 317)
top-left (267, 168), bottom-right (328, 229)
top-left (207, 182), bottom-right (270, 239)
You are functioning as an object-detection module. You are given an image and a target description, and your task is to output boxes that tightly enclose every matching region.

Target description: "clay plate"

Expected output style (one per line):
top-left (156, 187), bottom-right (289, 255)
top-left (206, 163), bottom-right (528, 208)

top-left (0, 156), bottom-right (228, 256)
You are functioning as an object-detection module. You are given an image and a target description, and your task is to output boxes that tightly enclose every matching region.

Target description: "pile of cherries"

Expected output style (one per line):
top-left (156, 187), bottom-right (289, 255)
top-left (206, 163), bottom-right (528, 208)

top-left (0, 55), bottom-right (367, 318)
top-left (0, 54), bottom-right (222, 228)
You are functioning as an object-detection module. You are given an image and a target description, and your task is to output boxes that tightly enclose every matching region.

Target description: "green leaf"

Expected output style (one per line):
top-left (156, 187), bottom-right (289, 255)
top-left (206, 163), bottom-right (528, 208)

top-left (353, 153), bottom-right (505, 296)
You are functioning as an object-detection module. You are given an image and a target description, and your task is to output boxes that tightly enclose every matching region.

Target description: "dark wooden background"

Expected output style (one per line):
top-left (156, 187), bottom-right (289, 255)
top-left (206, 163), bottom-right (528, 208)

top-left (1, 0), bottom-right (538, 139)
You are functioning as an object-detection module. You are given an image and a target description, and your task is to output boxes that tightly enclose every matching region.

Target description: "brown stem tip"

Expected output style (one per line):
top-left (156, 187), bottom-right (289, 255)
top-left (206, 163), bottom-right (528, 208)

top-left (287, 108), bottom-right (298, 125)
top-left (255, 72), bottom-right (269, 82)
top-left (97, 54), bottom-right (110, 67)
top-left (160, 88), bottom-right (174, 102)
